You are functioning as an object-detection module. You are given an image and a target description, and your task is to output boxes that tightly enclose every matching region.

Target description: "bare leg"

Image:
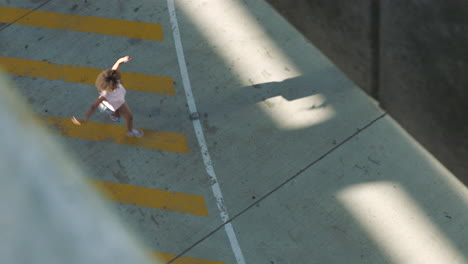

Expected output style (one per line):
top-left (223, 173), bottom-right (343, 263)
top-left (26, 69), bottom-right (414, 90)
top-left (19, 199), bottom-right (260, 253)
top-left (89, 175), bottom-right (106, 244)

top-left (111, 109), bottom-right (121, 118)
top-left (117, 103), bottom-right (143, 137)
top-left (117, 103), bottom-right (133, 132)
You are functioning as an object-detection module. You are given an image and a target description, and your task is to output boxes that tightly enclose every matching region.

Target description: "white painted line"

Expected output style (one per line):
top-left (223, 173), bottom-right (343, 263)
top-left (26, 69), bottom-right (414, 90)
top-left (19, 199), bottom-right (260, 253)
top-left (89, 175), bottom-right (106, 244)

top-left (167, 1), bottom-right (247, 264)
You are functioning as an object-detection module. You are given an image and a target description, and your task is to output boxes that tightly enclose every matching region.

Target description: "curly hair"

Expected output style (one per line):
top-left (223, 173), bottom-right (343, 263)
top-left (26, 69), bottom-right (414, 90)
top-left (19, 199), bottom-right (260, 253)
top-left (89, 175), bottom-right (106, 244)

top-left (95, 69), bottom-right (121, 92)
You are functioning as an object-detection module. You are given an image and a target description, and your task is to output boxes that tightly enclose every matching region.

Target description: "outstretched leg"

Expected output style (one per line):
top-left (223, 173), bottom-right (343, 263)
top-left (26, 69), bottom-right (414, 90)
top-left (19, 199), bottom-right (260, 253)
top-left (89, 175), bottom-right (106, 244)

top-left (117, 103), bottom-right (143, 137)
top-left (118, 103), bottom-right (134, 132)
top-left (110, 109), bottom-right (121, 122)
top-left (112, 109), bottom-right (121, 117)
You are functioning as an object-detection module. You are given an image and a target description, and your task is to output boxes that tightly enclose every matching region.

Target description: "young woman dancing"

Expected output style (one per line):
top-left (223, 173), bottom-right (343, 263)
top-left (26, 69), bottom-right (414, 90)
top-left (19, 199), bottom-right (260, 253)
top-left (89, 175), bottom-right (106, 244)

top-left (72, 56), bottom-right (143, 137)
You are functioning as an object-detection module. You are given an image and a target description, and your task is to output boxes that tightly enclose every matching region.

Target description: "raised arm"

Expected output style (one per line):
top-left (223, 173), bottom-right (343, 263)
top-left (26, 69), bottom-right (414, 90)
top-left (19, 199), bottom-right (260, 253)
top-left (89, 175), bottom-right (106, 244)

top-left (111, 56), bottom-right (132, 71)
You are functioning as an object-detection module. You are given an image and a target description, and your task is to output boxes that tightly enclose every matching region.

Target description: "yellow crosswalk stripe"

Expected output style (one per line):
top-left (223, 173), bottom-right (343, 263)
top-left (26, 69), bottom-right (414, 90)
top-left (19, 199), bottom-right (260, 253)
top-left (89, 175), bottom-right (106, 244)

top-left (0, 56), bottom-right (175, 95)
top-left (41, 115), bottom-right (190, 154)
top-left (1, 5), bottom-right (220, 258)
top-left (0, 6), bottom-right (164, 41)
top-left (91, 180), bottom-right (208, 216)
top-left (152, 251), bottom-right (225, 264)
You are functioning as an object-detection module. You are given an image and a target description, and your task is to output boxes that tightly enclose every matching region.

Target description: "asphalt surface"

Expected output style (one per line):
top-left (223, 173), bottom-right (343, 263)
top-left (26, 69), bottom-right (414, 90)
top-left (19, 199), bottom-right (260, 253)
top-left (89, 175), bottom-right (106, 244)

top-left (1, 0), bottom-right (467, 263)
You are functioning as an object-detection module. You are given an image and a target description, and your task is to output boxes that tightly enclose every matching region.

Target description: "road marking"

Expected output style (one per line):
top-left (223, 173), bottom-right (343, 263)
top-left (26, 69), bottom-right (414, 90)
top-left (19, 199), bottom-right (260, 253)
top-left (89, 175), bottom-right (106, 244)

top-left (40, 115), bottom-right (189, 154)
top-left (0, 56), bottom-right (175, 95)
top-left (91, 180), bottom-right (208, 216)
top-left (152, 251), bottom-right (225, 264)
top-left (168, 1), bottom-right (247, 264)
top-left (0, 6), bottom-right (164, 41)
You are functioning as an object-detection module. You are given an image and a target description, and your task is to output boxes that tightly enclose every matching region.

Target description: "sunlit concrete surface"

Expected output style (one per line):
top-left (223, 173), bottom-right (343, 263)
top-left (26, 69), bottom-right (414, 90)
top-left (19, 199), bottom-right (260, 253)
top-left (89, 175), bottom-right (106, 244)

top-left (339, 182), bottom-right (465, 263)
top-left (0, 0), bottom-right (466, 263)
top-left (225, 115), bottom-right (468, 263)
top-left (258, 94), bottom-right (336, 130)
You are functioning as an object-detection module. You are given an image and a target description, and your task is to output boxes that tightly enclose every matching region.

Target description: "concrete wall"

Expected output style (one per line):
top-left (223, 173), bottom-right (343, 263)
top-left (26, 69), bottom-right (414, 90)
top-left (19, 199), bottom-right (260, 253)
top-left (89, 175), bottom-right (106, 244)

top-left (266, 0), bottom-right (468, 184)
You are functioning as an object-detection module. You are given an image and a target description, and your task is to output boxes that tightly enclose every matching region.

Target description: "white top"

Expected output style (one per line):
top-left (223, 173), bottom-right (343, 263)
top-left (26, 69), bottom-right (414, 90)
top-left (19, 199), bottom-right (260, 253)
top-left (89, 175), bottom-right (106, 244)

top-left (99, 82), bottom-right (126, 112)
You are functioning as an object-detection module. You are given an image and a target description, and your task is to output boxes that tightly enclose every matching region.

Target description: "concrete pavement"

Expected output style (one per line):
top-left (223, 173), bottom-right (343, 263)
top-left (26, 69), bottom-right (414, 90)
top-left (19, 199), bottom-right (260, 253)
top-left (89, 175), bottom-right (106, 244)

top-left (1, 0), bottom-right (467, 263)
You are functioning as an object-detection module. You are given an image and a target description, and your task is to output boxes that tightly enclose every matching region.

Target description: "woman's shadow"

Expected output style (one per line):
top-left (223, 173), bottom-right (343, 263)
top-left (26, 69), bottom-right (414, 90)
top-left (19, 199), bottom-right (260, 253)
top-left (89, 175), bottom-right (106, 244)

top-left (207, 67), bottom-right (362, 128)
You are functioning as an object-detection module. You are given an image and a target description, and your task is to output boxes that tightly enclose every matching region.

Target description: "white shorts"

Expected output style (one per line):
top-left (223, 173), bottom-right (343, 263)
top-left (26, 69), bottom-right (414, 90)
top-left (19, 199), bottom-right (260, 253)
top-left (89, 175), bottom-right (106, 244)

top-left (98, 103), bottom-right (115, 114)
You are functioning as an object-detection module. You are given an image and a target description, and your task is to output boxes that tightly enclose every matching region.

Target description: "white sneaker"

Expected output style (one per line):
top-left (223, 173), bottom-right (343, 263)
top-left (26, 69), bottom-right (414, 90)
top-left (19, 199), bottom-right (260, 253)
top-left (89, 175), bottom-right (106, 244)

top-left (127, 129), bottom-right (144, 137)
